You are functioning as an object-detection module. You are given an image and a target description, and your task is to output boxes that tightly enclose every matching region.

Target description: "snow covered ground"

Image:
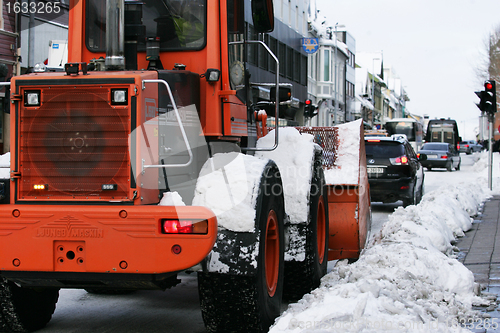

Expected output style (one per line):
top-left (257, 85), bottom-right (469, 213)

top-left (270, 151), bottom-right (498, 333)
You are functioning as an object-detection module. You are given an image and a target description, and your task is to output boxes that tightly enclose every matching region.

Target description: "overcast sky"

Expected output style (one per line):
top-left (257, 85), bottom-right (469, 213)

top-left (315, 0), bottom-right (500, 140)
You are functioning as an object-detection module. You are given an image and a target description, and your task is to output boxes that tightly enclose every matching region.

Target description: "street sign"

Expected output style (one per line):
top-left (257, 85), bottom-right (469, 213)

top-left (302, 38), bottom-right (319, 54)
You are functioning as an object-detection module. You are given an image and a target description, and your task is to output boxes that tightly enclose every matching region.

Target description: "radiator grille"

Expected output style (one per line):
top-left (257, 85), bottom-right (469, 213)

top-left (19, 87), bottom-right (131, 200)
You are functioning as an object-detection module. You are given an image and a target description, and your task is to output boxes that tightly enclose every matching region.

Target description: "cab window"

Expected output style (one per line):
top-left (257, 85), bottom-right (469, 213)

top-left (86, 0), bottom-right (206, 52)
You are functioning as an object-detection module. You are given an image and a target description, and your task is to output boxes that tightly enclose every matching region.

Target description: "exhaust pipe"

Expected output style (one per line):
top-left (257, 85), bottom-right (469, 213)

top-left (105, 0), bottom-right (125, 70)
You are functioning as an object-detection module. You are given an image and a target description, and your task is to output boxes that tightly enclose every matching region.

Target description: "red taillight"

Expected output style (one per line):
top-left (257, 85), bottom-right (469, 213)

top-left (400, 185), bottom-right (410, 190)
top-left (441, 155), bottom-right (448, 159)
top-left (161, 219), bottom-right (208, 234)
top-left (393, 156), bottom-right (409, 165)
top-left (465, 145), bottom-right (469, 148)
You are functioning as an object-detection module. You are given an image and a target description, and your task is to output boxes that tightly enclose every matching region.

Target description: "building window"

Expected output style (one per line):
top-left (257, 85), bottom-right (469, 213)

top-left (287, 47), bottom-right (293, 80)
top-left (308, 54), bottom-right (313, 80)
top-left (295, 6), bottom-right (298, 32)
top-left (323, 49), bottom-right (330, 82)
top-left (259, 34), bottom-right (268, 71)
top-left (0, 0), bottom-right (4, 30)
top-left (293, 51), bottom-right (300, 82)
top-left (300, 54), bottom-right (307, 85)
top-left (347, 50), bottom-right (355, 68)
top-left (279, 42), bottom-right (286, 77)
top-left (269, 36), bottom-right (277, 73)
top-left (247, 24), bottom-right (258, 66)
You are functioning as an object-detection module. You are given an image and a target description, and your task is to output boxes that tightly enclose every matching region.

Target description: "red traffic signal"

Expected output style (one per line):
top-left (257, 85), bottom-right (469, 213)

top-left (484, 80), bottom-right (497, 113)
top-left (304, 99), bottom-right (317, 118)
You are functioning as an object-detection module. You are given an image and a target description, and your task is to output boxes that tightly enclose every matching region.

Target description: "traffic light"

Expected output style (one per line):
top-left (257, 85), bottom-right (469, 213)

top-left (475, 90), bottom-right (485, 111)
top-left (484, 80), bottom-right (497, 113)
top-left (304, 99), bottom-right (318, 118)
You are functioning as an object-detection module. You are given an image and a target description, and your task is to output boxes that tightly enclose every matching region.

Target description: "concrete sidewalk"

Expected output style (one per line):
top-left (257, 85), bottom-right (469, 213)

top-left (455, 195), bottom-right (500, 332)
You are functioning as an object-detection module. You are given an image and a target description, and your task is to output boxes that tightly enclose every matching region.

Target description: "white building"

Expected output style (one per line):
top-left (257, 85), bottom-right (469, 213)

top-left (306, 11), bottom-right (354, 126)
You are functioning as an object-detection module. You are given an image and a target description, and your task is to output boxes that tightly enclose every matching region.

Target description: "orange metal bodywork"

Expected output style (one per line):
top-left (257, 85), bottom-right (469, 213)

top-left (297, 123), bottom-right (371, 261)
top-left (327, 125), bottom-right (371, 261)
top-left (7, 70), bottom-right (218, 277)
top-left (0, 205), bottom-right (217, 274)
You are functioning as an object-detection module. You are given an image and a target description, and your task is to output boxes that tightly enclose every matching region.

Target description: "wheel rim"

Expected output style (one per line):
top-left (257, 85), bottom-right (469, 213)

top-left (265, 210), bottom-right (279, 297)
top-left (316, 196), bottom-right (326, 264)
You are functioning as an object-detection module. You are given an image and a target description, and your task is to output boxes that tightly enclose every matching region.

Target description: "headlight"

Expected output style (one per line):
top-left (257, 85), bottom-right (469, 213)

top-left (24, 90), bottom-right (41, 106)
top-left (204, 68), bottom-right (221, 83)
top-left (33, 62), bottom-right (47, 73)
top-left (111, 89), bottom-right (128, 105)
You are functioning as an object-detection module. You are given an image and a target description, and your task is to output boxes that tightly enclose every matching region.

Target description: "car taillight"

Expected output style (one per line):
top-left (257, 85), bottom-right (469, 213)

top-left (465, 145), bottom-right (469, 148)
top-left (441, 155), bottom-right (448, 159)
top-left (161, 219), bottom-right (208, 234)
top-left (390, 155), bottom-right (408, 165)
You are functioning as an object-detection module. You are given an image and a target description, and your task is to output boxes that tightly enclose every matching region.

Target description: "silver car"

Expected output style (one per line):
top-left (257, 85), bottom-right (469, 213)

top-left (458, 140), bottom-right (482, 154)
top-left (419, 142), bottom-right (461, 171)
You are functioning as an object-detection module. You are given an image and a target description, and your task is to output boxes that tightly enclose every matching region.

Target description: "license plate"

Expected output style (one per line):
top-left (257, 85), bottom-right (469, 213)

top-left (367, 167), bottom-right (384, 174)
top-left (427, 154), bottom-right (438, 159)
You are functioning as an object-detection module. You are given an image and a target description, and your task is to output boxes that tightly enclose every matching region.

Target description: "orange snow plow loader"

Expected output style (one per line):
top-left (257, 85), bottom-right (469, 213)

top-left (0, 0), bottom-right (369, 332)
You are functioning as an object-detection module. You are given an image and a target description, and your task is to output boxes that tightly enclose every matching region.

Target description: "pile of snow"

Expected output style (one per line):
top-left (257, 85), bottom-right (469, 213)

top-left (256, 127), bottom-right (318, 224)
top-left (158, 191), bottom-right (185, 206)
top-left (270, 153), bottom-right (494, 332)
top-left (324, 119), bottom-right (362, 185)
top-left (191, 152), bottom-right (269, 232)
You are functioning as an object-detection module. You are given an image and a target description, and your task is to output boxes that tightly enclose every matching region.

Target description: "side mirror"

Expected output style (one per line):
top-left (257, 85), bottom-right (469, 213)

top-left (251, 0), bottom-right (274, 33)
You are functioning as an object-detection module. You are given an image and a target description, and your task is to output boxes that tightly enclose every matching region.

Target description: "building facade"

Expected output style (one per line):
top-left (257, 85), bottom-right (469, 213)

top-left (306, 23), bottom-right (353, 127)
top-left (245, 0), bottom-right (309, 127)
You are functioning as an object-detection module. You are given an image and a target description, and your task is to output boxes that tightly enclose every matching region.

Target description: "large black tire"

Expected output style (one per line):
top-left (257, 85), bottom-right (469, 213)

top-left (0, 278), bottom-right (59, 332)
top-left (198, 163), bottom-right (285, 333)
top-left (283, 159), bottom-right (329, 301)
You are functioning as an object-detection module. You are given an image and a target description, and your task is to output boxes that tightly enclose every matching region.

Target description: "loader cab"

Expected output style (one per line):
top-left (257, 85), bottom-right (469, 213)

top-left (74, 0), bottom-right (277, 140)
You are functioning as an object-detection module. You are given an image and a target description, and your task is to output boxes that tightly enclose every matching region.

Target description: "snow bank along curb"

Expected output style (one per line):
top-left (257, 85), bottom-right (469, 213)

top-left (271, 174), bottom-right (493, 332)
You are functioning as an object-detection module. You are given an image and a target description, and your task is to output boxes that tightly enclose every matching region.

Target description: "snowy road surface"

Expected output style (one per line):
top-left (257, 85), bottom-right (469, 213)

top-left (37, 153), bottom-right (492, 333)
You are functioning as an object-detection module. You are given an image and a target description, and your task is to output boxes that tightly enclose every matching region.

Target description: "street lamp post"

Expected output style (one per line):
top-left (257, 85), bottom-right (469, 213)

top-left (333, 23), bottom-right (344, 125)
top-left (371, 57), bottom-right (380, 127)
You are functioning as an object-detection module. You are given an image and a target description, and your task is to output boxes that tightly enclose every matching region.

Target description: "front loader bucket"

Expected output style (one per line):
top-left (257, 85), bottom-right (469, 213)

top-left (298, 119), bottom-right (371, 261)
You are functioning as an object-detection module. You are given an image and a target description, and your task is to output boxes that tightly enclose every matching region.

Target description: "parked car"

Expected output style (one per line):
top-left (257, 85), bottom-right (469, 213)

top-left (457, 140), bottom-right (482, 154)
top-left (365, 135), bottom-right (426, 207)
top-left (418, 142), bottom-right (461, 171)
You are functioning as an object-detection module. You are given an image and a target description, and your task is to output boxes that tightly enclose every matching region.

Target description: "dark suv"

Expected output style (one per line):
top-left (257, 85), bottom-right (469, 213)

top-left (365, 135), bottom-right (425, 207)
